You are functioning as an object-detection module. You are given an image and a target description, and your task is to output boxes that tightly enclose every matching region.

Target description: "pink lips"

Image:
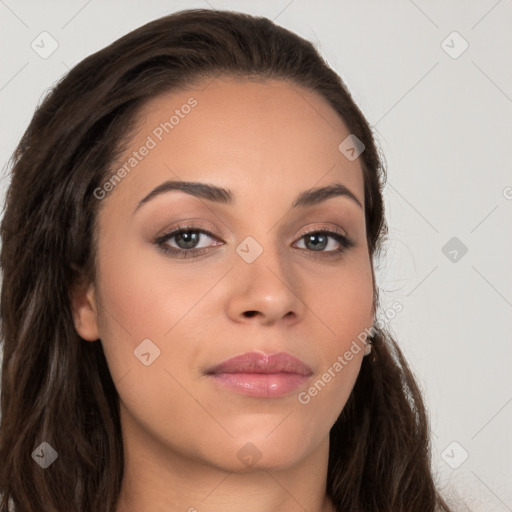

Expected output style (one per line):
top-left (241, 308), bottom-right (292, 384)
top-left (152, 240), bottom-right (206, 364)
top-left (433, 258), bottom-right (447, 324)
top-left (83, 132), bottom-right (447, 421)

top-left (205, 351), bottom-right (313, 398)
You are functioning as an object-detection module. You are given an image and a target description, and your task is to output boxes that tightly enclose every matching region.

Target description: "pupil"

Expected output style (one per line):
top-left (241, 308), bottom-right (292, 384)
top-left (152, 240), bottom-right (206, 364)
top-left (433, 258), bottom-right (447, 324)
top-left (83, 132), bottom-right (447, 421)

top-left (306, 233), bottom-right (326, 251)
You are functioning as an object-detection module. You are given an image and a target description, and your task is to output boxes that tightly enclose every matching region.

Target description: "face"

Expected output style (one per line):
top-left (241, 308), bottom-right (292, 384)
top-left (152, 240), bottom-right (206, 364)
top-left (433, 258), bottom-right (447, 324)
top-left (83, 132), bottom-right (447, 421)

top-left (73, 77), bottom-right (375, 473)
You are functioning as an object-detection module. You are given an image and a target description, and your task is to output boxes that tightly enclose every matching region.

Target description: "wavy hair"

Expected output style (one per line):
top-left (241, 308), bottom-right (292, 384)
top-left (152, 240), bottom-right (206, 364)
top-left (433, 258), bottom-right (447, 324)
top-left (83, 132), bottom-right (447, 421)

top-left (0, 8), bottom-right (452, 511)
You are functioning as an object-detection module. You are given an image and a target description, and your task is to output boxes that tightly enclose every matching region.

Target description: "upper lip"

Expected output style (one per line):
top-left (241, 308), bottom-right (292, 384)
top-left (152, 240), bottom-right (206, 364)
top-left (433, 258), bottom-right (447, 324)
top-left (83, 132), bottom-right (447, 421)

top-left (205, 351), bottom-right (313, 376)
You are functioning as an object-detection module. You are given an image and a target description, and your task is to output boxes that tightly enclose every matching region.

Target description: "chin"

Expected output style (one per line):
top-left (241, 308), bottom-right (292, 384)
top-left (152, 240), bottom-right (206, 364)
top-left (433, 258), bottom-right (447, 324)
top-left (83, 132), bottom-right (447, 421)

top-left (206, 432), bottom-right (321, 474)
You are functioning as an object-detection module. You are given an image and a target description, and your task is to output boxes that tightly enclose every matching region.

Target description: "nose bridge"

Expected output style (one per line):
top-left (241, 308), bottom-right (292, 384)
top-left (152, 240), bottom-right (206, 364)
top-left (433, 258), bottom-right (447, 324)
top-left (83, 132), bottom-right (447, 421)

top-left (228, 231), bottom-right (304, 323)
top-left (238, 232), bottom-right (292, 291)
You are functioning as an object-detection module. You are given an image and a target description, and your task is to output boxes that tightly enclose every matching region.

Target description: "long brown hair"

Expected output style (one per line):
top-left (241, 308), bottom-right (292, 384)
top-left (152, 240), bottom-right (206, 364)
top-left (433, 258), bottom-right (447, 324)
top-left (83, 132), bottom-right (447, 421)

top-left (0, 8), bottom-right (453, 511)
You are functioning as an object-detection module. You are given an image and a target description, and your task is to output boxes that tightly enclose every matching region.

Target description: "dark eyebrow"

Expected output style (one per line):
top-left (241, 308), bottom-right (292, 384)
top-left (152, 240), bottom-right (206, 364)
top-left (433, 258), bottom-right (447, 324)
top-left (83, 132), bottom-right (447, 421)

top-left (292, 183), bottom-right (363, 209)
top-left (134, 180), bottom-right (363, 213)
top-left (135, 181), bottom-right (232, 212)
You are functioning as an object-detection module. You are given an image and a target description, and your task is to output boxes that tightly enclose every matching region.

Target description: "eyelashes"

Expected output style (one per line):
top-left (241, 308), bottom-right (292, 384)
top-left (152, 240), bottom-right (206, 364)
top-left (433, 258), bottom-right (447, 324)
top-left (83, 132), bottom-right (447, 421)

top-left (154, 224), bottom-right (355, 260)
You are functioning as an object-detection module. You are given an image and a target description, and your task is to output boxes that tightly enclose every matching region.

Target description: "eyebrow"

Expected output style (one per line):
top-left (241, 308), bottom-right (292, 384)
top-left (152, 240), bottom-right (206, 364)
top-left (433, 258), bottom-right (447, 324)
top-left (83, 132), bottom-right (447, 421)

top-left (134, 180), bottom-right (363, 213)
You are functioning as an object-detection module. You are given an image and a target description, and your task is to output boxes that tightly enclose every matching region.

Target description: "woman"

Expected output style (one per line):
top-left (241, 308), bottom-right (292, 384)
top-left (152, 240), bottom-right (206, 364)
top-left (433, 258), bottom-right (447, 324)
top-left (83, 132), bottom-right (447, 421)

top-left (0, 8), bottom-right (454, 512)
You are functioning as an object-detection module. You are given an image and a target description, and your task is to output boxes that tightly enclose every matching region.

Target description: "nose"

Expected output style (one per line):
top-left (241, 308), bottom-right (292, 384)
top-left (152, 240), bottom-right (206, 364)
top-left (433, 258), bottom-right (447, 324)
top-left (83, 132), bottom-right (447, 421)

top-left (226, 241), bottom-right (306, 326)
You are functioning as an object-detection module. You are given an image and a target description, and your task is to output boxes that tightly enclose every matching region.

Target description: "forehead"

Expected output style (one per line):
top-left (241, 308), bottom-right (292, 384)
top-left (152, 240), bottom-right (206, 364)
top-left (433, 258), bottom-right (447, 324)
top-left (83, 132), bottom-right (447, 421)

top-left (103, 77), bottom-right (365, 211)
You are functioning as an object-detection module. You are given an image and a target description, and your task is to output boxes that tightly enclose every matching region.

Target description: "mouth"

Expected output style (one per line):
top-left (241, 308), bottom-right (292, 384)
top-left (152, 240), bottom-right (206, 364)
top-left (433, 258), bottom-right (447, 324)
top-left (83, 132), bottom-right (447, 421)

top-left (204, 351), bottom-right (313, 398)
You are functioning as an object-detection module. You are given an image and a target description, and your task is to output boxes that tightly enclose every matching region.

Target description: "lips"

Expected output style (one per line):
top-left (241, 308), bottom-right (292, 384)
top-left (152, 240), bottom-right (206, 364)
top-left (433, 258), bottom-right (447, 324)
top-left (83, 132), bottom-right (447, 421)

top-left (205, 351), bottom-right (313, 398)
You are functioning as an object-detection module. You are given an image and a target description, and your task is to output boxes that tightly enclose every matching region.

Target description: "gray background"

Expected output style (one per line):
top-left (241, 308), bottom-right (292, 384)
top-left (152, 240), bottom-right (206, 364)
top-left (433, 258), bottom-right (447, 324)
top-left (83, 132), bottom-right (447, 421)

top-left (1, 1), bottom-right (511, 510)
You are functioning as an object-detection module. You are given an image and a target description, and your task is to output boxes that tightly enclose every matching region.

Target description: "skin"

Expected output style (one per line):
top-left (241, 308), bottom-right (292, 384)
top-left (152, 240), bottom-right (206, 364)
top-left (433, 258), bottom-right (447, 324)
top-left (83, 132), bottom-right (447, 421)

top-left (72, 77), bottom-right (375, 512)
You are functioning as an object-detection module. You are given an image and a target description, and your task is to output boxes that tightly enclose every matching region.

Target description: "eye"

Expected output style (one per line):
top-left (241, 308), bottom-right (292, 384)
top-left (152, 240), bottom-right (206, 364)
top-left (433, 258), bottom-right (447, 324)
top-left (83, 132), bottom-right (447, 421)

top-left (155, 225), bottom-right (222, 258)
top-left (294, 229), bottom-right (355, 256)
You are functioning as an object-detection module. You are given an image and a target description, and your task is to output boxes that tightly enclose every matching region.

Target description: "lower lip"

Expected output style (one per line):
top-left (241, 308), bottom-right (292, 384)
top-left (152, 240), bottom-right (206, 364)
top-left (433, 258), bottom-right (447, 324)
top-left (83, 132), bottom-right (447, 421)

top-left (208, 372), bottom-right (310, 398)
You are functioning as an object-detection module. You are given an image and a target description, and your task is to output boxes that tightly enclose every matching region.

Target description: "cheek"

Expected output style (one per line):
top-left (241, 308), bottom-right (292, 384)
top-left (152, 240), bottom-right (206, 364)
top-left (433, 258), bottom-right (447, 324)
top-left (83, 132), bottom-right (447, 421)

top-left (95, 236), bottom-right (215, 339)
top-left (93, 255), bottom-right (205, 444)
top-left (292, 255), bottom-right (374, 420)
top-left (93, 237), bottom-right (228, 399)
top-left (92, 242), bottom-right (178, 382)
top-left (311, 257), bottom-right (374, 351)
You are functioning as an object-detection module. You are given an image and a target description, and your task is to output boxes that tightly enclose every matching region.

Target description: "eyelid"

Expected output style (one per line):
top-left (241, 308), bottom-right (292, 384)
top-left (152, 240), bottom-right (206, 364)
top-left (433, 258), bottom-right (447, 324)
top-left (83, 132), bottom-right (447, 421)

top-left (294, 224), bottom-right (349, 240)
top-left (154, 223), bottom-right (222, 245)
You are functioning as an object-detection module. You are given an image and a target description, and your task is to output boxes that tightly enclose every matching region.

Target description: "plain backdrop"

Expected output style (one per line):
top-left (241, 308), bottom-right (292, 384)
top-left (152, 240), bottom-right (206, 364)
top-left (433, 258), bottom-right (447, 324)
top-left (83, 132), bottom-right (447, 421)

top-left (1, 1), bottom-right (511, 511)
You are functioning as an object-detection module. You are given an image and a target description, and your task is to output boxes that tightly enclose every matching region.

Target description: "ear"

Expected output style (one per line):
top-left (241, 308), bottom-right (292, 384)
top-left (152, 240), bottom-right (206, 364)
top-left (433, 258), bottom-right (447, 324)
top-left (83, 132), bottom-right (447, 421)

top-left (71, 279), bottom-right (100, 342)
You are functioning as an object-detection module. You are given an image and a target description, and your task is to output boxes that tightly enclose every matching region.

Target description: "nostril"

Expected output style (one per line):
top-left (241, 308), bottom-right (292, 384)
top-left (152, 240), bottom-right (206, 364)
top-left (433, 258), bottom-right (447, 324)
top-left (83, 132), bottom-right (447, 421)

top-left (244, 311), bottom-right (258, 318)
